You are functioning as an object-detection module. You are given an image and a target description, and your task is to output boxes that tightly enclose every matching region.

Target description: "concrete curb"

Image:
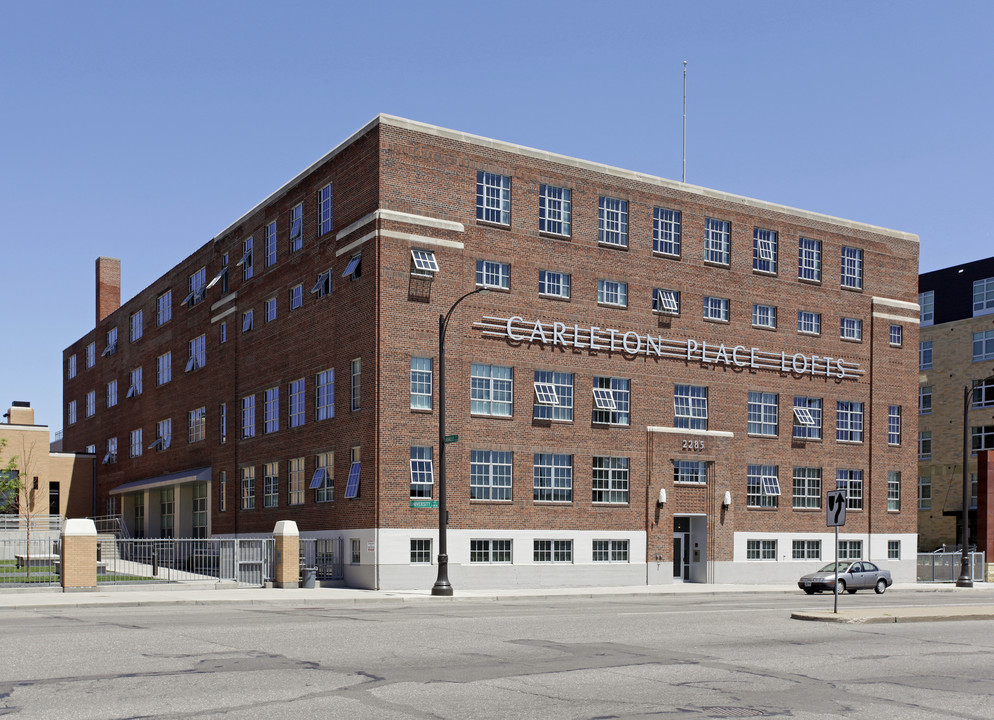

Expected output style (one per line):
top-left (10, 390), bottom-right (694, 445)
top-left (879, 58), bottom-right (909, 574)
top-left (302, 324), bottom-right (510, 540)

top-left (791, 606), bottom-right (994, 624)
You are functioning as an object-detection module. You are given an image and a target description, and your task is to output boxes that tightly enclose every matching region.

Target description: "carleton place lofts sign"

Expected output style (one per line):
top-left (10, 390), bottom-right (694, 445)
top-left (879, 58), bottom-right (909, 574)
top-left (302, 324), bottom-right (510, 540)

top-left (475, 316), bottom-right (863, 380)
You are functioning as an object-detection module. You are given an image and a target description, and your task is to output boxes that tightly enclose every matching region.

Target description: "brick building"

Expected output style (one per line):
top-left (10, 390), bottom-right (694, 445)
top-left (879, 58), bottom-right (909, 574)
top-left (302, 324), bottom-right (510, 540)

top-left (62, 115), bottom-right (920, 589)
top-left (917, 257), bottom-right (994, 551)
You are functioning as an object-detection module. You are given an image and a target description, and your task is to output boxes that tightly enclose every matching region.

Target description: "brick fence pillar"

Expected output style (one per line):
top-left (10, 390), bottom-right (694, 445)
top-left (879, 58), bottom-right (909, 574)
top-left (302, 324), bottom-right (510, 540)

top-left (273, 521), bottom-right (300, 589)
top-left (61, 518), bottom-right (98, 592)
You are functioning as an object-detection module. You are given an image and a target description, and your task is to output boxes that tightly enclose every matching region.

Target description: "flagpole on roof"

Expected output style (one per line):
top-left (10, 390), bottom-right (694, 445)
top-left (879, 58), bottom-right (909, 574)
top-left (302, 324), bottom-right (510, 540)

top-left (682, 60), bottom-right (687, 184)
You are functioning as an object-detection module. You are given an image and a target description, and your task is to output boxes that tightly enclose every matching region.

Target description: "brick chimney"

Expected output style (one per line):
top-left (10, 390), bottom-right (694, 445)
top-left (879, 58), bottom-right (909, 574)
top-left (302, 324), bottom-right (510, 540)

top-left (5, 401), bottom-right (34, 425)
top-left (95, 257), bottom-right (121, 325)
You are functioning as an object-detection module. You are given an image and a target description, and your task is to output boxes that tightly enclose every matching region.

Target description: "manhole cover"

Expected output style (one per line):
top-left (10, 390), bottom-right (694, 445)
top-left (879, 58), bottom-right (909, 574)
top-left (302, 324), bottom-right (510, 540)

top-left (701, 708), bottom-right (767, 718)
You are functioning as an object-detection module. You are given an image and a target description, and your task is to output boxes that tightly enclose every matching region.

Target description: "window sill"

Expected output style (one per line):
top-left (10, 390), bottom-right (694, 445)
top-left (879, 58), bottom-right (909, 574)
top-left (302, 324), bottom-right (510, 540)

top-left (674, 482), bottom-right (707, 487)
top-left (469, 499), bottom-right (513, 504)
top-left (476, 285), bottom-right (510, 293)
top-left (840, 285), bottom-right (864, 293)
top-left (836, 440), bottom-right (864, 445)
top-left (703, 317), bottom-right (729, 324)
top-left (840, 336), bottom-right (863, 344)
top-left (410, 408), bottom-right (433, 414)
top-left (747, 433), bottom-right (779, 439)
top-left (798, 277), bottom-right (823, 286)
top-left (653, 251), bottom-right (681, 260)
top-left (752, 269), bottom-right (778, 277)
top-left (797, 330), bottom-right (821, 337)
top-left (653, 311), bottom-right (680, 319)
top-left (533, 500), bottom-right (573, 505)
top-left (752, 324), bottom-right (777, 332)
top-left (792, 507), bottom-right (822, 512)
top-left (592, 503), bottom-right (630, 507)
top-left (598, 241), bottom-right (629, 251)
top-left (470, 413), bottom-right (514, 420)
top-left (539, 294), bottom-right (571, 303)
top-left (597, 303), bottom-right (628, 310)
top-left (746, 506), bottom-right (780, 511)
top-left (704, 260), bottom-right (730, 269)
top-left (539, 231), bottom-right (571, 241)
top-left (477, 220), bottom-right (511, 231)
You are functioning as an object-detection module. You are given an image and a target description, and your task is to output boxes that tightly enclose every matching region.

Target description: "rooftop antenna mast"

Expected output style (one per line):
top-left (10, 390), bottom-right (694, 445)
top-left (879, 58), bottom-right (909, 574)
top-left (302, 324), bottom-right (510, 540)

top-left (682, 60), bottom-right (687, 183)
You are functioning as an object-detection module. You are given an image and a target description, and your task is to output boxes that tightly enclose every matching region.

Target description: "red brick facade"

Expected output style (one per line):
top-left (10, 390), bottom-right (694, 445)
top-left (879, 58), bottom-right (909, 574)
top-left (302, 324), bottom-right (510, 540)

top-left (62, 116), bottom-right (919, 588)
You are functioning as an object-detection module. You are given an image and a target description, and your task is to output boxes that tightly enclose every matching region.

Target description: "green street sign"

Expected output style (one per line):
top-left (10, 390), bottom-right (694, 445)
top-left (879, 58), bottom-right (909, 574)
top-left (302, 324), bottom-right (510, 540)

top-left (443, 434), bottom-right (459, 444)
top-left (410, 500), bottom-right (439, 509)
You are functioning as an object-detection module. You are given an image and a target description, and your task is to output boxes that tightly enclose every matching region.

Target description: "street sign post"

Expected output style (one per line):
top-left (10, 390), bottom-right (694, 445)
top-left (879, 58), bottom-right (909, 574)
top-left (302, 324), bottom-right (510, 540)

top-left (826, 489), bottom-right (847, 614)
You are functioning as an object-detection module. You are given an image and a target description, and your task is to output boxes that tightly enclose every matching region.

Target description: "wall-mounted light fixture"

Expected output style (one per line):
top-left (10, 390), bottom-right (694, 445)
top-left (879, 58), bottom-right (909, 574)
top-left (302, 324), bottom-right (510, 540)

top-left (658, 488), bottom-right (667, 505)
top-left (722, 491), bottom-right (732, 508)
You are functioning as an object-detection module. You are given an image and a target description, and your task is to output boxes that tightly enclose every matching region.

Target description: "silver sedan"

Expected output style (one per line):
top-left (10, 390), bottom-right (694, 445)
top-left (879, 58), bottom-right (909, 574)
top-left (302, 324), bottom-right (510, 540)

top-left (798, 561), bottom-right (893, 595)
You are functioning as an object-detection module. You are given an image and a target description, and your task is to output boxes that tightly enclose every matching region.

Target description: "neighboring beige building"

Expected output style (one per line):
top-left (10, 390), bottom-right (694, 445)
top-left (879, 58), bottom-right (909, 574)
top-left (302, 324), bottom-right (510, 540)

top-left (918, 258), bottom-right (994, 550)
top-left (0, 401), bottom-right (93, 521)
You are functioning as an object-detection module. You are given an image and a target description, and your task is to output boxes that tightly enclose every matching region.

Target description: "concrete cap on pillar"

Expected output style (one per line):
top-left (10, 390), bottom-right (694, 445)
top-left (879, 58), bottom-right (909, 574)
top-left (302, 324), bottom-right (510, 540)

top-left (62, 518), bottom-right (97, 537)
top-left (273, 520), bottom-right (299, 537)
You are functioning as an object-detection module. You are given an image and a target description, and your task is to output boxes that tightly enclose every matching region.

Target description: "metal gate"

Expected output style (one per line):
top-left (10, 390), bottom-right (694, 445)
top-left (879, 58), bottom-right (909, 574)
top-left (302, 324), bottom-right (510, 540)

top-left (104, 538), bottom-right (274, 587)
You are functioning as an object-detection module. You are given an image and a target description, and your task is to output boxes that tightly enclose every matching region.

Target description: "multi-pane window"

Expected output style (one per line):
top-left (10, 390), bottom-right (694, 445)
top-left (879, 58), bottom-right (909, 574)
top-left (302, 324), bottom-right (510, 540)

top-left (86, 342), bottom-right (95, 368)
top-left (539, 184), bottom-right (571, 236)
top-left (157, 290), bottom-right (172, 325)
top-left (973, 378), bottom-right (994, 408)
top-left (538, 270), bottom-right (570, 299)
top-left (187, 334), bottom-right (206, 372)
top-left (840, 317), bottom-right (863, 341)
top-left (840, 246), bottom-right (864, 289)
top-left (747, 392), bottom-right (778, 436)
top-left (129, 428), bottom-right (142, 457)
top-left (128, 367), bottom-right (142, 398)
top-left (263, 462), bottom-right (279, 508)
top-left (792, 540), bottom-right (821, 560)
top-left (674, 385), bottom-right (708, 430)
top-left (160, 488), bottom-right (175, 539)
top-left (105, 437), bottom-right (118, 465)
top-left (476, 260), bottom-right (510, 289)
top-left (155, 418), bottom-right (172, 450)
top-left (219, 403), bottom-right (227, 444)
top-left (264, 387), bottom-right (279, 434)
top-left (973, 278), bottom-right (994, 316)
top-left (598, 196), bottom-right (628, 247)
top-left (592, 456), bottom-right (629, 504)
top-left (316, 369), bottom-right (334, 420)
top-left (918, 431), bottom-right (932, 460)
top-left (289, 284), bottom-right (303, 311)
top-left (469, 539), bottom-right (512, 563)
top-left (703, 296), bottom-right (729, 321)
top-left (752, 304), bottom-right (776, 329)
top-left (746, 539), bottom-right (777, 560)
top-left (592, 539), bottom-right (629, 562)
top-left (747, 464), bottom-right (780, 508)
top-left (186, 267), bottom-right (206, 305)
top-left (753, 228), bottom-right (777, 273)
top-left (189, 407), bottom-right (206, 443)
top-left (264, 297), bottom-right (277, 323)
top-left (798, 237), bottom-right (822, 282)
top-left (242, 310), bottom-right (254, 333)
top-left (470, 450), bottom-right (512, 501)
top-left (289, 202), bottom-right (303, 252)
top-left (409, 357), bottom-right (432, 410)
top-left (798, 310), bottom-right (821, 335)
top-left (67, 354), bottom-right (76, 379)
top-left (130, 310), bottom-right (143, 342)
top-left (836, 401), bottom-right (864, 442)
top-left (971, 425), bottom-right (994, 452)
top-left (85, 390), bottom-right (95, 417)
top-left (288, 379), bottom-right (305, 428)
top-left (67, 400), bottom-right (77, 425)
top-left (533, 370), bottom-right (573, 422)
top-left (792, 397), bottom-right (822, 440)
top-left (107, 380), bottom-right (118, 408)
top-left (888, 405), bottom-right (902, 445)
top-left (792, 467), bottom-right (822, 509)
top-left (597, 279), bottom-right (628, 307)
top-left (288, 457), bottom-right (304, 506)
top-left (673, 460), bottom-right (707, 484)
top-left (410, 538), bottom-right (432, 564)
top-left (343, 253), bottom-right (361, 280)
top-left (888, 540), bottom-right (901, 560)
top-left (263, 222), bottom-right (277, 268)
top-left (705, 218), bottom-right (730, 265)
top-left (157, 352), bottom-right (171, 385)
top-left (920, 340), bottom-right (933, 370)
top-left (972, 330), bottom-right (994, 361)
top-left (838, 540), bottom-right (862, 561)
top-left (240, 466), bottom-right (255, 510)
top-left (889, 324), bottom-right (903, 347)
top-left (241, 236), bottom-right (255, 280)
top-left (470, 363), bottom-right (513, 416)
top-left (918, 476), bottom-right (932, 510)
top-left (476, 171), bottom-right (511, 225)
top-left (350, 358), bottom-right (361, 412)
top-left (314, 451), bottom-right (334, 503)
top-left (241, 395), bottom-right (256, 438)
top-left (919, 290), bottom-right (934, 326)
top-left (533, 453), bottom-right (573, 502)
top-left (592, 376), bottom-right (630, 426)
top-left (318, 183), bottom-right (333, 236)
top-left (653, 289), bottom-right (680, 315)
top-left (103, 327), bottom-right (118, 357)
top-left (312, 269), bottom-right (332, 298)
top-left (533, 540), bottom-right (573, 563)
top-left (653, 207), bottom-right (681, 256)
top-left (887, 471), bottom-right (901, 511)
top-left (410, 446), bottom-right (434, 499)
top-left (837, 469), bottom-right (863, 510)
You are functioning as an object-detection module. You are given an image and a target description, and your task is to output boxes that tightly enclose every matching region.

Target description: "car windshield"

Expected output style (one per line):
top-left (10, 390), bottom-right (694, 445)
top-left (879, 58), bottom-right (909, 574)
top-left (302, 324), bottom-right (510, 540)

top-left (817, 562), bottom-right (850, 573)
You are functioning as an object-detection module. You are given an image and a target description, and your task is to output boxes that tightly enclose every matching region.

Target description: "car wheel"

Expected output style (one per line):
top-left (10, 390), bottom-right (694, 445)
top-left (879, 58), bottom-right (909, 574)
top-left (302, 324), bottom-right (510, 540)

top-left (875, 579), bottom-right (887, 595)
top-left (803, 589), bottom-right (815, 595)
top-left (836, 579), bottom-right (846, 594)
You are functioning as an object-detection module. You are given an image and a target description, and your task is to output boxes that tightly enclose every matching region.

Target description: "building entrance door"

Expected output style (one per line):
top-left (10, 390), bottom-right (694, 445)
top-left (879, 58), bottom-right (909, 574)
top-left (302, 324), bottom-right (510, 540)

top-left (673, 517), bottom-right (691, 581)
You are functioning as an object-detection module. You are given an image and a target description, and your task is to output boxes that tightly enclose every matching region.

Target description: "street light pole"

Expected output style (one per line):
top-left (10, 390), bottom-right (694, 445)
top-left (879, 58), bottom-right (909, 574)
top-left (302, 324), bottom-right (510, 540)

top-left (431, 287), bottom-right (488, 596)
top-left (959, 382), bottom-right (977, 587)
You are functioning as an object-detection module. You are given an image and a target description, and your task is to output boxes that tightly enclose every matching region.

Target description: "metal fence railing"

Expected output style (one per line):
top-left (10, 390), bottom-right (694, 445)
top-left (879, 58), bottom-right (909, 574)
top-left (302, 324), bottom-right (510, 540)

top-left (104, 538), bottom-right (275, 586)
top-left (299, 537), bottom-right (344, 581)
top-left (0, 515), bottom-right (63, 532)
top-left (917, 551), bottom-right (986, 583)
top-left (0, 537), bottom-right (61, 587)
top-left (88, 514), bottom-right (131, 538)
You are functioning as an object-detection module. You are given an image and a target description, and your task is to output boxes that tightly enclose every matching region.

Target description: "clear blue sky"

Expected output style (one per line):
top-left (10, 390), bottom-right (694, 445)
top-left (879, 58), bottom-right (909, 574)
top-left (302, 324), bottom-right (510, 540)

top-left (1, 1), bottom-right (991, 437)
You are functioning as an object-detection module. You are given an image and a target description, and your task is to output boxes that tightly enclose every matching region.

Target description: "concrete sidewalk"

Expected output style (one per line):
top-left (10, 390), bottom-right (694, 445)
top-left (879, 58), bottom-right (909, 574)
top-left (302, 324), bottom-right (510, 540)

top-left (0, 581), bottom-right (986, 617)
top-left (792, 604), bottom-right (994, 624)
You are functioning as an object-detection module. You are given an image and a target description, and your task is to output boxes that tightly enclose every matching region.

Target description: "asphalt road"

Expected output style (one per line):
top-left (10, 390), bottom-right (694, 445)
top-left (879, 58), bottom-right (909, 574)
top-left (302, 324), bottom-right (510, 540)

top-left (3, 591), bottom-right (994, 719)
